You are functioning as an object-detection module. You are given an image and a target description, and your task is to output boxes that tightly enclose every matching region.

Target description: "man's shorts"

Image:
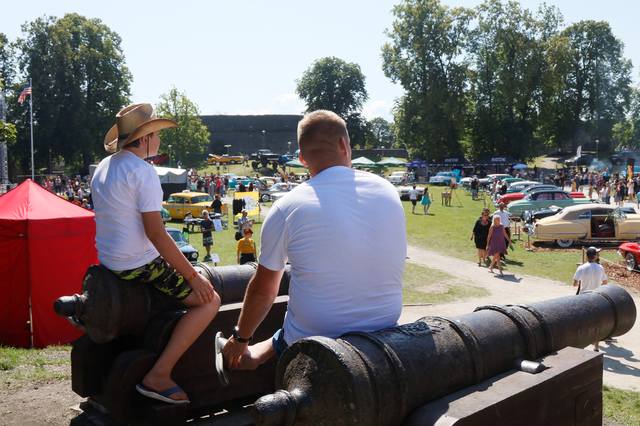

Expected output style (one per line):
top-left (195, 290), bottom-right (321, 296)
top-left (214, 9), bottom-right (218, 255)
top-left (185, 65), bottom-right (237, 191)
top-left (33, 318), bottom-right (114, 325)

top-left (111, 256), bottom-right (192, 300)
top-left (271, 328), bottom-right (288, 358)
top-left (411, 199), bottom-right (417, 206)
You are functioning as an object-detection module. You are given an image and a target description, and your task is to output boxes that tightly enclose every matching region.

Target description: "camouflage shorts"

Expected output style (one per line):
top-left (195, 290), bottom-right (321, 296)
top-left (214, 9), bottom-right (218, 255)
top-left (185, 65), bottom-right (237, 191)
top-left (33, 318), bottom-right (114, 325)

top-left (111, 257), bottom-right (192, 300)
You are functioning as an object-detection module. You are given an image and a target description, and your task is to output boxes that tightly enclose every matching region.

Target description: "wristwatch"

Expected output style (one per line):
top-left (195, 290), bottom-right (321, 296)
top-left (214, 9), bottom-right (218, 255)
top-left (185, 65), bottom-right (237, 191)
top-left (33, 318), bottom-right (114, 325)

top-left (231, 326), bottom-right (253, 343)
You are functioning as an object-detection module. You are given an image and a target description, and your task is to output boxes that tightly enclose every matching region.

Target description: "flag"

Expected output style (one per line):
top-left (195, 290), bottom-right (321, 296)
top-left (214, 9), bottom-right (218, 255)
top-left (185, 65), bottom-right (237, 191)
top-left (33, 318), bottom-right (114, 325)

top-left (18, 85), bottom-right (32, 105)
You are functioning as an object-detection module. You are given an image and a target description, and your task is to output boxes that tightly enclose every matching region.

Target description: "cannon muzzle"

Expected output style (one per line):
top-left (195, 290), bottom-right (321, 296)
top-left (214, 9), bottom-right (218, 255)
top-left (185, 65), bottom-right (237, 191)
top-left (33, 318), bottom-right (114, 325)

top-left (53, 294), bottom-right (83, 317)
top-left (250, 284), bottom-right (636, 425)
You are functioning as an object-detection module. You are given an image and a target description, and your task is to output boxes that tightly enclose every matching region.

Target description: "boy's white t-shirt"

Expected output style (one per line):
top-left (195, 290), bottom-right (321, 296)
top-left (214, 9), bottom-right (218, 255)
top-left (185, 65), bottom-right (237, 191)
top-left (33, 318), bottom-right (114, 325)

top-left (91, 150), bottom-right (163, 271)
top-left (259, 166), bottom-right (407, 345)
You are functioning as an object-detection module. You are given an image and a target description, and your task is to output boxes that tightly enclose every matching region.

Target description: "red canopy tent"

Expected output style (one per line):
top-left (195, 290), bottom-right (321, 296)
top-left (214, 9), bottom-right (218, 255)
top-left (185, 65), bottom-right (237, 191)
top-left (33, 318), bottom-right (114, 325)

top-left (0, 179), bottom-right (97, 347)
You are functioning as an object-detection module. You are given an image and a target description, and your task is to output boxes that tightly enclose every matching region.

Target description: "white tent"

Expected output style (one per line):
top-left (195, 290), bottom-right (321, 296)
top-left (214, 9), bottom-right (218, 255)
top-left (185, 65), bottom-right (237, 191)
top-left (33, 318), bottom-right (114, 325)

top-left (154, 166), bottom-right (187, 184)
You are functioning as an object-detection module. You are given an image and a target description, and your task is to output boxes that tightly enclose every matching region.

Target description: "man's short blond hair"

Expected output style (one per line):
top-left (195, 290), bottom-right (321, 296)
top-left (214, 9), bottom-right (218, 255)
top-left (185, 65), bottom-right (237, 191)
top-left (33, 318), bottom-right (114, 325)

top-left (297, 110), bottom-right (349, 159)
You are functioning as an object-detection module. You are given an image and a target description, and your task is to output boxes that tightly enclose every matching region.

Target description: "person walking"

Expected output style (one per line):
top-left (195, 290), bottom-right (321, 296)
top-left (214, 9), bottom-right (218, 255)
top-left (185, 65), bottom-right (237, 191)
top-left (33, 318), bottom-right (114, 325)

top-left (471, 208), bottom-right (491, 266)
top-left (236, 228), bottom-right (257, 265)
top-left (573, 246), bottom-right (608, 351)
top-left (408, 185), bottom-right (419, 214)
top-left (486, 215), bottom-right (511, 275)
top-left (421, 186), bottom-right (432, 214)
top-left (201, 210), bottom-right (214, 262)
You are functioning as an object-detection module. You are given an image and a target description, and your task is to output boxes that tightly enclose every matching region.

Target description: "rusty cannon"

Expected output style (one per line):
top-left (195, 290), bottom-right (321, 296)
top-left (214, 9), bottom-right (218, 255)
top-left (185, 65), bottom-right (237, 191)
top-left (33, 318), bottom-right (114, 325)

top-left (54, 262), bottom-right (290, 426)
top-left (200, 284), bottom-right (635, 426)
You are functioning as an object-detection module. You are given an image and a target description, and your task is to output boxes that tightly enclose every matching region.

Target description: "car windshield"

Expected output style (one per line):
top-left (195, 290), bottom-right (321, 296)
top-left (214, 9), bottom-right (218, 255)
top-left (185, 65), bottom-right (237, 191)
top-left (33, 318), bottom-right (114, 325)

top-left (167, 229), bottom-right (185, 243)
top-left (190, 195), bottom-right (213, 204)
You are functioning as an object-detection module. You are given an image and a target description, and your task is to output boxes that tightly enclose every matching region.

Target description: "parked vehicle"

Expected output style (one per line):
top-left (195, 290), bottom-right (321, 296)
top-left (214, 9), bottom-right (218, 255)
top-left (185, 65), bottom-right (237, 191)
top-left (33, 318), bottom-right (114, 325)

top-left (479, 174), bottom-right (510, 187)
top-left (532, 204), bottom-right (640, 248)
top-left (498, 188), bottom-right (585, 206)
top-left (507, 189), bottom-right (592, 218)
top-left (166, 227), bottom-right (199, 262)
top-left (505, 181), bottom-right (541, 194)
top-left (396, 185), bottom-right (425, 201)
top-left (429, 172), bottom-right (457, 185)
top-left (259, 182), bottom-right (298, 202)
top-left (619, 242), bottom-right (640, 271)
top-left (162, 191), bottom-right (214, 220)
top-left (387, 171), bottom-right (409, 185)
top-left (207, 154), bottom-right (245, 165)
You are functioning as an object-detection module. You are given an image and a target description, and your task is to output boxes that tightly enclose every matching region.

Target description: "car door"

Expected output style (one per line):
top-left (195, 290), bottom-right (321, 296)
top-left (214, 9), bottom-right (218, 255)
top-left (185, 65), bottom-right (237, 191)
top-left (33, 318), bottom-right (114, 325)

top-left (164, 196), bottom-right (179, 219)
top-left (614, 209), bottom-right (640, 239)
top-left (552, 192), bottom-right (572, 207)
top-left (173, 195), bottom-right (188, 219)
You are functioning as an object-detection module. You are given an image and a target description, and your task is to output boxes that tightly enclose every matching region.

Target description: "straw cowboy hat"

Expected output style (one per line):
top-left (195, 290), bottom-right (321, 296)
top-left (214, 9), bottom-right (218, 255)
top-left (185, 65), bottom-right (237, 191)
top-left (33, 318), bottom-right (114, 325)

top-left (103, 103), bottom-right (177, 153)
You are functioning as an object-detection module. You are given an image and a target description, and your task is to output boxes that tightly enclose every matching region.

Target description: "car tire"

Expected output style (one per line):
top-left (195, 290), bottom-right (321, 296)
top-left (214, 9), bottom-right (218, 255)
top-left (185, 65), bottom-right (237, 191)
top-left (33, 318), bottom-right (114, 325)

top-left (261, 194), bottom-right (270, 202)
top-left (555, 239), bottom-right (574, 248)
top-left (626, 252), bottom-right (637, 271)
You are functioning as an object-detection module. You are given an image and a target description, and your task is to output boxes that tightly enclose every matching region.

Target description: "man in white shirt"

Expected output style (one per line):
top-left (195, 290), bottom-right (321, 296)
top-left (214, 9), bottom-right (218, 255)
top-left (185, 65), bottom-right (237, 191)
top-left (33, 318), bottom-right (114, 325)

top-left (408, 184), bottom-right (419, 214)
top-left (573, 246), bottom-right (608, 351)
top-left (221, 110), bottom-right (406, 373)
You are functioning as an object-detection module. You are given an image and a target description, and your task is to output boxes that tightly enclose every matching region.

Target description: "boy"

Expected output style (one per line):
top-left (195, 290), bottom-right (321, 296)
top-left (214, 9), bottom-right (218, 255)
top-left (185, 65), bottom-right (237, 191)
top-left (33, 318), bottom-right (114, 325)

top-left (91, 103), bottom-right (220, 404)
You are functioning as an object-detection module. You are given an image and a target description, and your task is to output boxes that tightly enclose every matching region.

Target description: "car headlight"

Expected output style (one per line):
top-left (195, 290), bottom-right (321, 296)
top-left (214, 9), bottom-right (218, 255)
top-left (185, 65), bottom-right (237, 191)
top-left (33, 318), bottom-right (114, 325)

top-left (191, 252), bottom-right (198, 260)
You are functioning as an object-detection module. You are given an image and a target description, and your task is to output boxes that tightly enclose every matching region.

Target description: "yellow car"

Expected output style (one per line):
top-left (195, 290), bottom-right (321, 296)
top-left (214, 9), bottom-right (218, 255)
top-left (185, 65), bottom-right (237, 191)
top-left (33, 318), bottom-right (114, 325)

top-left (162, 192), bottom-right (214, 220)
top-left (207, 154), bottom-right (245, 165)
top-left (532, 203), bottom-right (640, 248)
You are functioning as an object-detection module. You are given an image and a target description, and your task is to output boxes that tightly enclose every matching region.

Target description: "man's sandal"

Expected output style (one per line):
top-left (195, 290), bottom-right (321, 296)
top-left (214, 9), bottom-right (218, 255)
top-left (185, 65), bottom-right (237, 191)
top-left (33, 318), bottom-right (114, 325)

top-left (215, 331), bottom-right (230, 386)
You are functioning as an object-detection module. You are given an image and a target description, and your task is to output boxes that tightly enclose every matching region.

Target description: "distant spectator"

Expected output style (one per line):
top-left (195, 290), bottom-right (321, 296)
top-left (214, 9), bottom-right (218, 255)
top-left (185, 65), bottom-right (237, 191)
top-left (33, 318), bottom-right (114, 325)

top-left (236, 228), bottom-right (257, 264)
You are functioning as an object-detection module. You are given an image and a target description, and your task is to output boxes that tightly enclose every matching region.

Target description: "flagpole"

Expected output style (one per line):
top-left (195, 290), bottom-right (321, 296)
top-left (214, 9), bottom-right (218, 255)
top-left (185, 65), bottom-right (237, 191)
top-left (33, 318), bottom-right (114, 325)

top-left (29, 78), bottom-right (34, 180)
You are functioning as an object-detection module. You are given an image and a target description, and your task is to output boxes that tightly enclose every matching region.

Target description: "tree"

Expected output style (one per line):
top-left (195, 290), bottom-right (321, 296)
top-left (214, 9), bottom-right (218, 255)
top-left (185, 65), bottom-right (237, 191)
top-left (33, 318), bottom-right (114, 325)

top-left (155, 87), bottom-right (211, 168)
top-left (368, 117), bottom-right (395, 148)
top-left (10, 13), bottom-right (131, 174)
top-left (382, 0), bottom-right (472, 160)
top-left (296, 57), bottom-right (369, 147)
top-left (0, 33), bottom-right (15, 89)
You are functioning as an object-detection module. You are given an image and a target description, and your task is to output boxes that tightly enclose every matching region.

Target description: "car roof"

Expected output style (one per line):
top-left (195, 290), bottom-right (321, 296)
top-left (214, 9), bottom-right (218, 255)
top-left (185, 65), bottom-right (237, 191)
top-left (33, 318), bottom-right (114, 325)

top-left (560, 203), bottom-right (610, 213)
top-left (165, 227), bottom-right (180, 232)
top-left (169, 191), bottom-right (209, 198)
top-left (527, 187), bottom-right (563, 194)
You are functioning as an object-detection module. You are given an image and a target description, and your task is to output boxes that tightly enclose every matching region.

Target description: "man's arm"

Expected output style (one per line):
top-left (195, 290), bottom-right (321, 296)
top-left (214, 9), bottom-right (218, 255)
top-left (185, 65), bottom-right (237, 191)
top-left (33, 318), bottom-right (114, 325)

top-left (142, 211), bottom-right (215, 304)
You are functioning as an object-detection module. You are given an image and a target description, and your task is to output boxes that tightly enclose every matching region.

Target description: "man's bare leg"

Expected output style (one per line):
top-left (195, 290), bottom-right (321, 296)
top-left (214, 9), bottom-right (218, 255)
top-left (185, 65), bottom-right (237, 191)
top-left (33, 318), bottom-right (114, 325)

top-left (142, 293), bottom-right (220, 400)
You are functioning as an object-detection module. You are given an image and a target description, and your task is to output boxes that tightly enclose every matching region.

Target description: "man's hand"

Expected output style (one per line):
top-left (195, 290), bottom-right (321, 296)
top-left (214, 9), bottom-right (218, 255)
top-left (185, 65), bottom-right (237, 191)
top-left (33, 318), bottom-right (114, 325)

top-left (188, 273), bottom-right (216, 304)
top-left (222, 338), bottom-right (250, 370)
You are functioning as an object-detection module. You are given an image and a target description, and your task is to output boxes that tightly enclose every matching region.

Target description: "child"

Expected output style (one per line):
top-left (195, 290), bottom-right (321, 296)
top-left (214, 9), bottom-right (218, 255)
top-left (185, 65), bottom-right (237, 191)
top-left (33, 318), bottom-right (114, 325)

top-left (236, 228), bottom-right (257, 264)
top-left (421, 186), bottom-right (432, 214)
top-left (201, 210), bottom-right (214, 261)
top-left (91, 103), bottom-right (220, 405)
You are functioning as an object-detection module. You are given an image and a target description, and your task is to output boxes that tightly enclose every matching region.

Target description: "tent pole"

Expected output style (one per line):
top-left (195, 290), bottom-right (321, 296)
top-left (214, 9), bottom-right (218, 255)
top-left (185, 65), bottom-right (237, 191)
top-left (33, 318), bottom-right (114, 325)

top-left (28, 295), bottom-right (34, 348)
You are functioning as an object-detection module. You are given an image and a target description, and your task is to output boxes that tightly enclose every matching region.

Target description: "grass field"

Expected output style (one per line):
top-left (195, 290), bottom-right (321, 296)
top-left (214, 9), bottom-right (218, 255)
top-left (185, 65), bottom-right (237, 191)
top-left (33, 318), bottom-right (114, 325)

top-left (404, 185), bottom-right (621, 284)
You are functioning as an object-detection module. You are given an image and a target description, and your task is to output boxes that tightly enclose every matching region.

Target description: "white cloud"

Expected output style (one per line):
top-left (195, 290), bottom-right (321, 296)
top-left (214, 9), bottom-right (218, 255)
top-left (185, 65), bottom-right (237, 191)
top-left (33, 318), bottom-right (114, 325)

top-left (362, 99), bottom-right (393, 121)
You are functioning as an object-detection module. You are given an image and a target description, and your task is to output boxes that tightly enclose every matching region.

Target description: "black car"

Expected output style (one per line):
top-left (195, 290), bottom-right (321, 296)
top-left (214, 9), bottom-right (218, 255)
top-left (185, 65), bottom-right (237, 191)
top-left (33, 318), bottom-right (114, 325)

top-left (166, 227), bottom-right (199, 262)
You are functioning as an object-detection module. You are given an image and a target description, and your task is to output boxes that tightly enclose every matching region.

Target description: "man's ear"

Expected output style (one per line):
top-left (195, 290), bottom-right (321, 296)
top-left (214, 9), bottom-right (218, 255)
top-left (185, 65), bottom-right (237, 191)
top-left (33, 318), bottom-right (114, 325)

top-left (299, 150), bottom-right (309, 167)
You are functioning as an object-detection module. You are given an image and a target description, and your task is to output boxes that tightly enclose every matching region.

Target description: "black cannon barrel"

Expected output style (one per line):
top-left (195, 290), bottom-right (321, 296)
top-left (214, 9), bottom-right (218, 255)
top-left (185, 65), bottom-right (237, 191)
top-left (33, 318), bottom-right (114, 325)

top-left (53, 263), bottom-right (290, 343)
top-left (247, 285), bottom-right (636, 426)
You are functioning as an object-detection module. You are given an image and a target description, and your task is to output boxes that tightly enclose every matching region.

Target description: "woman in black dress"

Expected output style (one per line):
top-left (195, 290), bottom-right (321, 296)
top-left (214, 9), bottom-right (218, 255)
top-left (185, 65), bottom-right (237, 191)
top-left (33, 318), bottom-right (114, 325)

top-left (470, 208), bottom-right (491, 266)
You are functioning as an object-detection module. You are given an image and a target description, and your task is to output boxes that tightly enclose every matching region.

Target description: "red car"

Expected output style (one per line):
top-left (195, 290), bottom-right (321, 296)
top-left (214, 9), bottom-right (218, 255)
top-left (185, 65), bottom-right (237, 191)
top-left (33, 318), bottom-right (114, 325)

top-left (619, 242), bottom-right (640, 271)
top-left (498, 191), bottom-right (585, 205)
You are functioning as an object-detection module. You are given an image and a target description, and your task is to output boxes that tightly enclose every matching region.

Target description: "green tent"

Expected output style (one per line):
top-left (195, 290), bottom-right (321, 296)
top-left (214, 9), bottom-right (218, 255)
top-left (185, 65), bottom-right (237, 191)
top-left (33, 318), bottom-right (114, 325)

top-left (377, 157), bottom-right (407, 167)
top-left (351, 156), bottom-right (377, 168)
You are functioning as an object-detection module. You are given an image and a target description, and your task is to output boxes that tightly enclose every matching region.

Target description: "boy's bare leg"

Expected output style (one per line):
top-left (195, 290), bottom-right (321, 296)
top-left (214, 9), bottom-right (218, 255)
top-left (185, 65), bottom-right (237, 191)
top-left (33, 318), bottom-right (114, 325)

top-left (142, 294), bottom-right (219, 400)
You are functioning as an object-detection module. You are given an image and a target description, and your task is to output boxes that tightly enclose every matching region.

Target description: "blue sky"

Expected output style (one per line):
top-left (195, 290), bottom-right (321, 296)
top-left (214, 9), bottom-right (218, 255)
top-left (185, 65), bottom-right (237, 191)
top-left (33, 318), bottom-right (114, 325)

top-left (2, 1), bottom-right (638, 121)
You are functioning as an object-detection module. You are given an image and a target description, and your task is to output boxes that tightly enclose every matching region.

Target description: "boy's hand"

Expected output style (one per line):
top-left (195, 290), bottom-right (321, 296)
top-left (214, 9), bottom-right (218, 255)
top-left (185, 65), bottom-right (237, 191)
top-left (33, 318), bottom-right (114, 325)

top-left (188, 273), bottom-right (216, 304)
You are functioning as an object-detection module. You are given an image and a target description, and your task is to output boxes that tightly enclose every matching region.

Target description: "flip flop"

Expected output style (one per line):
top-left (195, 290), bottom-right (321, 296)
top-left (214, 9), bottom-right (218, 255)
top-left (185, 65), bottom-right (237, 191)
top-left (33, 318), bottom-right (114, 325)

top-left (215, 331), bottom-right (230, 386)
top-left (135, 383), bottom-right (190, 405)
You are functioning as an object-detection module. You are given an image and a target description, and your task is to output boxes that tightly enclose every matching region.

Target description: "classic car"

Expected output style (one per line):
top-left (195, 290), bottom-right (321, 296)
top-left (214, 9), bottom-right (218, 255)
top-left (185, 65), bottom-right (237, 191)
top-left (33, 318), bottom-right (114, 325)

top-left (207, 154), bottom-right (245, 165)
top-left (619, 242), bottom-right (640, 271)
top-left (507, 189), bottom-right (593, 218)
top-left (162, 191), bottom-right (214, 220)
top-left (270, 183), bottom-right (301, 202)
top-left (497, 187), bottom-right (585, 206)
top-left (260, 182), bottom-right (298, 202)
top-left (166, 227), bottom-right (199, 262)
top-left (429, 171), bottom-right (457, 185)
top-left (387, 171), bottom-right (409, 185)
top-left (478, 174), bottom-right (510, 187)
top-left (396, 185), bottom-right (425, 201)
top-left (532, 204), bottom-right (640, 248)
top-left (505, 180), bottom-right (542, 194)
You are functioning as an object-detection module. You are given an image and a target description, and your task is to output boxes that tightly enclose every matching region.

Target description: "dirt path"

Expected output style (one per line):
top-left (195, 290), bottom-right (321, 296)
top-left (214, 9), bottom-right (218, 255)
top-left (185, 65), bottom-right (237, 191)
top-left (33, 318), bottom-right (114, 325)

top-left (400, 244), bottom-right (640, 392)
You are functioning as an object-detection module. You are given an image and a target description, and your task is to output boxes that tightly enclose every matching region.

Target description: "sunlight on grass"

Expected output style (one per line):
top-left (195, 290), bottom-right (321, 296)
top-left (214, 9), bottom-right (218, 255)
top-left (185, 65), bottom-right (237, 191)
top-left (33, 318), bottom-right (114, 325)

top-left (0, 346), bottom-right (72, 383)
top-left (403, 262), bottom-right (489, 304)
top-left (603, 385), bottom-right (640, 425)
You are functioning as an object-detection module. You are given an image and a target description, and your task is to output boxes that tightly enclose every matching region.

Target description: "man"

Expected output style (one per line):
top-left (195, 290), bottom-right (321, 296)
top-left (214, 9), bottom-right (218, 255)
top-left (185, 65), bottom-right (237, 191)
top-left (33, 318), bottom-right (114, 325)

top-left (221, 110), bottom-right (406, 372)
top-left (91, 103), bottom-right (220, 404)
top-left (210, 194), bottom-right (223, 215)
top-left (408, 184), bottom-right (419, 214)
top-left (573, 246), bottom-right (608, 351)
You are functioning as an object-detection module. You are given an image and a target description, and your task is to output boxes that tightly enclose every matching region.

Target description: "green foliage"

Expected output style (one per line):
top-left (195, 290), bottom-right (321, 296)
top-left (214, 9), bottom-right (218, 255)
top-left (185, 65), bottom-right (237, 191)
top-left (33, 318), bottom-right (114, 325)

top-left (367, 117), bottom-right (395, 148)
top-left (382, 0), bottom-right (472, 160)
top-left (156, 87), bottom-right (211, 168)
top-left (603, 386), bottom-right (640, 425)
top-left (0, 33), bottom-right (15, 89)
top-left (296, 56), bottom-right (368, 117)
top-left (383, 0), bottom-right (634, 160)
top-left (0, 120), bottom-right (17, 146)
top-left (7, 14), bottom-right (131, 175)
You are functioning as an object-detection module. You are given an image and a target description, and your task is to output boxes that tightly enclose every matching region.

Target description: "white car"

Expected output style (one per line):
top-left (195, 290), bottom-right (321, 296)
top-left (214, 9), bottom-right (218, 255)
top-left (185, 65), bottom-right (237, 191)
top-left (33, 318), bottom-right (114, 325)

top-left (387, 171), bottom-right (408, 185)
top-left (429, 172), bottom-right (457, 185)
top-left (269, 183), bottom-right (300, 202)
top-left (396, 185), bottom-right (425, 201)
top-left (479, 174), bottom-right (510, 187)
